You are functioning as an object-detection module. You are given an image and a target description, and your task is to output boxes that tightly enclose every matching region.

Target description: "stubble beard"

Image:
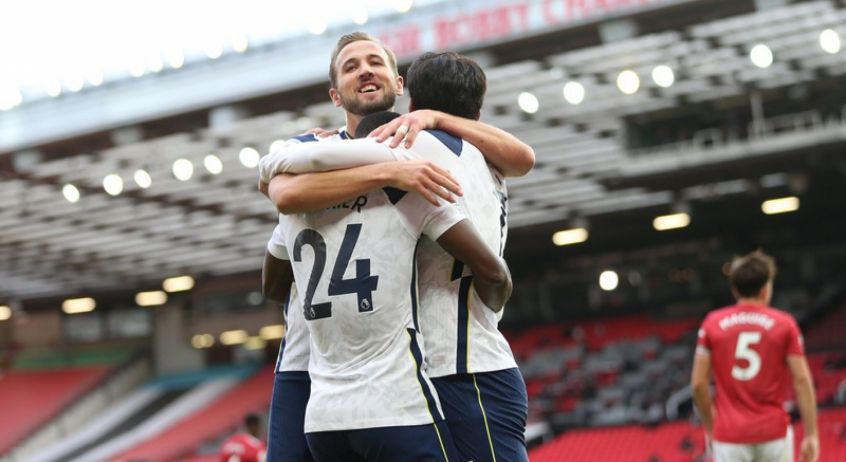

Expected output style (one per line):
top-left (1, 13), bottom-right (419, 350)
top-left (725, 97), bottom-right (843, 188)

top-left (341, 91), bottom-right (397, 117)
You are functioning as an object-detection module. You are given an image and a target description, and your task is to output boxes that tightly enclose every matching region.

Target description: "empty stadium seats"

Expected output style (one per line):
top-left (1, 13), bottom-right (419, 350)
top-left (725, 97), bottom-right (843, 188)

top-left (0, 366), bottom-right (110, 455)
top-left (111, 366), bottom-right (273, 461)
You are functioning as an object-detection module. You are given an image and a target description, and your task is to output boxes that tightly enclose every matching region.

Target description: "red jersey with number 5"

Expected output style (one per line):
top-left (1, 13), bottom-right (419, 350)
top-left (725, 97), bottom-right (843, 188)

top-left (696, 303), bottom-right (804, 443)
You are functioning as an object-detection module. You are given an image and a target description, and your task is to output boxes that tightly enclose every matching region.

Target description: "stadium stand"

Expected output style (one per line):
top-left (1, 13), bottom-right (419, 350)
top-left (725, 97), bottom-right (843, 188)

top-left (529, 420), bottom-right (706, 462)
top-left (1, 346), bottom-right (151, 461)
top-left (511, 315), bottom-right (698, 428)
top-left (529, 407), bottom-right (846, 462)
top-left (512, 303), bottom-right (846, 440)
top-left (9, 345), bottom-right (139, 370)
top-left (31, 387), bottom-right (174, 462)
top-left (111, 366), bottom-right (273, 461)
top-left (2, 0), bottom-right (846, 460)
top-left (65, 378), bottom-right (237, 461)
top-left (805, 303), bottom-right (846, 351)
top-left (0, 366), bottom-right (110, 455)
top-left (805, 352), bottom-right (846, 406)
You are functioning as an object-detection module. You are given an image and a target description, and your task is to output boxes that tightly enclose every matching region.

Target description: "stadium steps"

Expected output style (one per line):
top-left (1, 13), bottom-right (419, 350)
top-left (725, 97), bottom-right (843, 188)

top-left (46, 387), bottom-right (186, 462)
top-left (111, 366), bottom-right (274, 461)
top-left (2, 350), bottom-right (151, 462)
top-left (0, 366), bottom-right (111, 456)
top-left (66, 375), bottom-right (241, 462)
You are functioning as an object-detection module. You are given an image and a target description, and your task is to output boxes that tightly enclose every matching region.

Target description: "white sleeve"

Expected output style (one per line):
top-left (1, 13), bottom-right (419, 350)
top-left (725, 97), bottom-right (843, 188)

top-left (393, 192), bottom-right (465, 241)
top-left (266, 222), bottom-right (289, 260)
top-left (259, 138), bottom-right (405, 182)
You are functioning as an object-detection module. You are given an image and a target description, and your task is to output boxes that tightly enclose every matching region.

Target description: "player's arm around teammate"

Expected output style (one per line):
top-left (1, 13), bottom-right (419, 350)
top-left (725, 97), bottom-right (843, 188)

top-left (260, 110), bottom-right (533, 215)
top-left (435, 220), bottom-right (512, 311)
top-left (369, 108), bottom-right (534, 177)
top-left (265, 161), bottom-right (461, 214)
top-left (259, 113), bottom-right (533, 215)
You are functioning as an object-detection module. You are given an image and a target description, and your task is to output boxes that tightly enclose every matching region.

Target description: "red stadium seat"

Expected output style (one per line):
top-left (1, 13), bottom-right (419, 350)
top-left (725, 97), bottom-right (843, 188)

top-left (805, 304), bottom-right (846, 350)
top-left (529, 421), bottom-right (706, 462)
top-left (112, 366), bottom-right (274, 461)
top-left (530, 407), bottom-right (846, 462)
top-left (0, 366), bottom-right (109, 454)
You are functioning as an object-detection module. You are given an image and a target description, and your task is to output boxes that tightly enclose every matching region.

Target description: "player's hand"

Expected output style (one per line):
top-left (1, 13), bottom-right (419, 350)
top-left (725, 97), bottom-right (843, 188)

top-left (384, 160), bottom-right (463, 206)
top-left (369, 110), bottom-right (440, 149)
top-left (258, 180), bottom-right (269, 198)
top-left (305, 127), bottom-right (339, 138)
top-left (799, 435), bottom-right (819, 462)
top-left (703, 431), bottom-right (713, 460)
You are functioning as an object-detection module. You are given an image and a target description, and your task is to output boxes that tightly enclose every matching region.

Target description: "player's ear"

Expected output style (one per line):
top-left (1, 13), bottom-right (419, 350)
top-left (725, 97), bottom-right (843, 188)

top-left (395, 75), bottom-right (404, 96)
top-left (329, 88), bottom-right (343, 108)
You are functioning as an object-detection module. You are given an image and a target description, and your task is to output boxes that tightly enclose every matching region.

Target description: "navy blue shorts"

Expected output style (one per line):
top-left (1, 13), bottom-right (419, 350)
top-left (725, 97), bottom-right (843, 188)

top-left (432, 367), bottom-right (528, 462)
top-left (267, 371), bottom-right (314, 462)
top-left (305, 421), bottom-right (460, 462)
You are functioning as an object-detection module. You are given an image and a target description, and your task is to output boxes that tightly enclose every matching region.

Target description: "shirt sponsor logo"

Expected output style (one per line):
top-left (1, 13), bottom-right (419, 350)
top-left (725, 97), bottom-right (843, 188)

top-left (328, 195), bottom-right (368, 213)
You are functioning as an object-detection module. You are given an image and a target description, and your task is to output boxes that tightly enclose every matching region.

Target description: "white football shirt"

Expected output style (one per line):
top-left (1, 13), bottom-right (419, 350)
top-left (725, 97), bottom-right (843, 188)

top-left (275, 185), bottom-right (465, 432)
top-left (260, 131), bottom-right (517, 377)
top-left (265, 130), bottom-right (350, 373)
top-left (267, 225), bottom-right (307, 373)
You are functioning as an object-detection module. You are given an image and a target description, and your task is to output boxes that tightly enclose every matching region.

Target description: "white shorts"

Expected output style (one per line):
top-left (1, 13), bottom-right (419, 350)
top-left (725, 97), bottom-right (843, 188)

top-left (712, 426), bottom-right (794, 462)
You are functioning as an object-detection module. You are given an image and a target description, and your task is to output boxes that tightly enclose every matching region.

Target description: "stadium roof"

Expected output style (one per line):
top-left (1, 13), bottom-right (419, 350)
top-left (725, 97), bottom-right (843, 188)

top-left (2, 0), bottom-right (846, 302)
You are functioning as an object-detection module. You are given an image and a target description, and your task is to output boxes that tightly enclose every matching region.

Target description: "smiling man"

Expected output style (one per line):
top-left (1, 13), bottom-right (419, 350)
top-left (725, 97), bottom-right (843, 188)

top-left (262, 33), bottom-right (464, 462)
top-left (263, 50), bottom-right (531, 462)
top-left (262, 32), bottom-right (534, 462)
top-left (329, 36), bottom-right (398, 121)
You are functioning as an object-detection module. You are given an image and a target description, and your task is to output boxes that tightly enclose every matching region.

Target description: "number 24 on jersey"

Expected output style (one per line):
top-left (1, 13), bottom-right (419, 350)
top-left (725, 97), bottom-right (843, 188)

top-left (293, 224), bottom-right (379, 320)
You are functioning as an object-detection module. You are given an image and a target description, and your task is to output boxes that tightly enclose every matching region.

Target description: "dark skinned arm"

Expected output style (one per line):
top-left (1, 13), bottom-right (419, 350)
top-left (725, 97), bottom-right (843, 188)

top-left (435, 220), bottom-right (512, 311)
top-left (262, 251), bottom-right (294, 304)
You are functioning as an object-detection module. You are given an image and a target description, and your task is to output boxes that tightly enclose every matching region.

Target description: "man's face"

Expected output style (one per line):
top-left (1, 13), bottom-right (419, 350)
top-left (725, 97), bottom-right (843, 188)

top-left (329, 40), bottom-right (403, 116)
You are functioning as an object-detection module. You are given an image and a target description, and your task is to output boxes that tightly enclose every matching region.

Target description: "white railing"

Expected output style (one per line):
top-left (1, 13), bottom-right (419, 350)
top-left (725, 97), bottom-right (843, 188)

top-left (628, 105), bottom-right (845, 164)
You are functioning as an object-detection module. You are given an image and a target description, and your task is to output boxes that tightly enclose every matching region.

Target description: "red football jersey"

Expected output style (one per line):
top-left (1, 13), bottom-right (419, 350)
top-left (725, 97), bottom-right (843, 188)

top-left (696, 303), bottom-right (804, 444)
top-left (219, 433), bottom-right (267, 462)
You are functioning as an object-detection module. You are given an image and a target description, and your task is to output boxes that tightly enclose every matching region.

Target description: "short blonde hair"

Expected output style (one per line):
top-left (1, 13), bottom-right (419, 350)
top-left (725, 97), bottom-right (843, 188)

top-left (328, 32), bottom-right (398, 88)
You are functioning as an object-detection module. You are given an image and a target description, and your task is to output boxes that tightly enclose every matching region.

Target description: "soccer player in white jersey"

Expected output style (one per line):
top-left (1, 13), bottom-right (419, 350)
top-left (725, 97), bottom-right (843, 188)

top-left (261, 52), bottom-right (530, 462)
top-left (261, 34), bottom-right (534, 462)
top-left (274, 151), bottom-right (512, 460)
